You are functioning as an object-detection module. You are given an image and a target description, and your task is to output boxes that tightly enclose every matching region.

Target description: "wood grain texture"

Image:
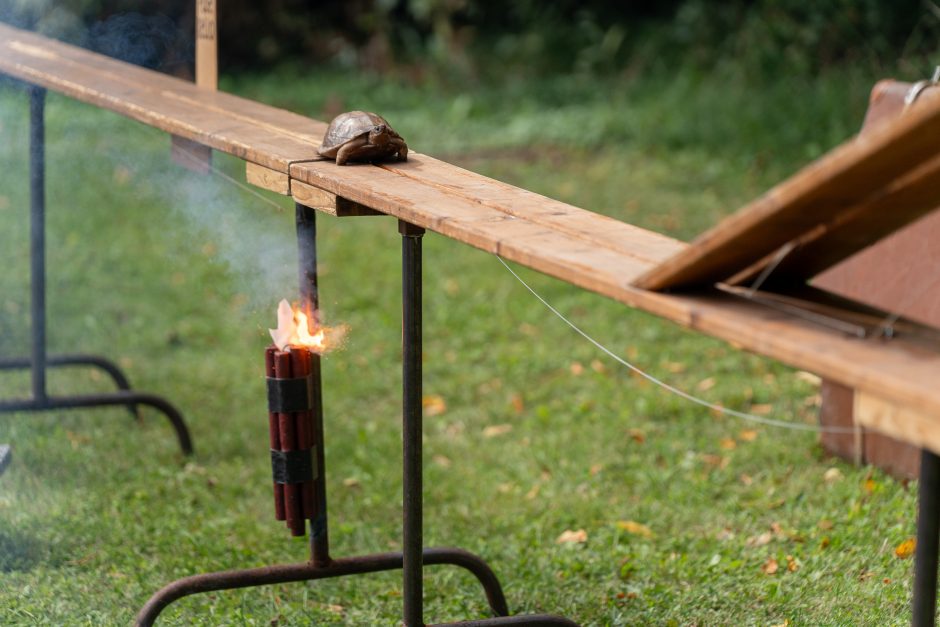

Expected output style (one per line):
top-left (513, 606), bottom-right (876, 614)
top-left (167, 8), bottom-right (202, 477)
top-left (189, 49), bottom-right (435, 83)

top-left (3, 23), bottom-right (940, 451)
top-left (290, 180), bottom-right (383, 217)
top-left (635, 88), bottom-right (940, 291)
top-left (246, 162), bottom-right (290, 195)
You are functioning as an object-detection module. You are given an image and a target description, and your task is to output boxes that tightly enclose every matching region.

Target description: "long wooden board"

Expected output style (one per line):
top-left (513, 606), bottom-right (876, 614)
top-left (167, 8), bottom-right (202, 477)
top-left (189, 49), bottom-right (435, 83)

top-left (3, 22), bottom-right (940, 452)
top-left (634, 88), bottom-right (940, 291)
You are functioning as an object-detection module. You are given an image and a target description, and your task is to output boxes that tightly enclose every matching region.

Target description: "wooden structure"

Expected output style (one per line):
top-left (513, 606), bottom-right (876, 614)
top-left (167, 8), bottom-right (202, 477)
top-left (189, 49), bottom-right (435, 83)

top-left (2, 20), bottom-right (940, 625)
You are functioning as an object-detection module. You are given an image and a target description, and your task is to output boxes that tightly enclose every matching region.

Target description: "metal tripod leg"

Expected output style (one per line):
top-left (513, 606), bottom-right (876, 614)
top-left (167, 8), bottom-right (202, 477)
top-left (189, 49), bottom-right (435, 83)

top-left (0, 85), bottom-right (193, 456)
top-left (914, 449), bottom-right (940, 626)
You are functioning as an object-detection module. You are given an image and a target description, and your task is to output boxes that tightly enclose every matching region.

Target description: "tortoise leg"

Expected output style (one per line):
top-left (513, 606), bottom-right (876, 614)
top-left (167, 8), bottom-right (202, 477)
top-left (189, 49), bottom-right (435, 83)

top-left (392, 138), bottom-right (409, 161)
top-left (335, 137), bottom-right (370, 165)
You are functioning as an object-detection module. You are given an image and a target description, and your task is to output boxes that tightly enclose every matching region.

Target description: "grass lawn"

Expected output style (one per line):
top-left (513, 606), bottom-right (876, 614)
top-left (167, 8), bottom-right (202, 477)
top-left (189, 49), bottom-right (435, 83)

top-left (0, 65), bottom-right (922, 625)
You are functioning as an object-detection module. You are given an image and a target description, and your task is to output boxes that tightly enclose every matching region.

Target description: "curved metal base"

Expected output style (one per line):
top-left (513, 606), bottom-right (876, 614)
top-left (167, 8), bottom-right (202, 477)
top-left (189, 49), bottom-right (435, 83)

top-left (0, 353), bottom-right (139, 418)
top-left (136, 547), bottom-right (511, 627)
top-left (0, 354), bottom-right (193, 455)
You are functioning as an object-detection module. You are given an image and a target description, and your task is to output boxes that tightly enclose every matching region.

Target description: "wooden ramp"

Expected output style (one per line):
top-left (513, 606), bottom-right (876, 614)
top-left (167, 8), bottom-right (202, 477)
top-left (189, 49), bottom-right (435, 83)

top-left (2, 22), bottom-right (940, 453)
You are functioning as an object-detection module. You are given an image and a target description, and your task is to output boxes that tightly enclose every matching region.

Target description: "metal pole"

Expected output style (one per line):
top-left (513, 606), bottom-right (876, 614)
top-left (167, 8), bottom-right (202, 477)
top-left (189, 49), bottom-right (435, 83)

top-left (295, 202), bottom-right (331, 566)
top-left (401, 219), bottom-right (425, 626)
top-left (29, 86), bottom-right (47, 402)
top-left (914, 449), bottom-right (940, 627)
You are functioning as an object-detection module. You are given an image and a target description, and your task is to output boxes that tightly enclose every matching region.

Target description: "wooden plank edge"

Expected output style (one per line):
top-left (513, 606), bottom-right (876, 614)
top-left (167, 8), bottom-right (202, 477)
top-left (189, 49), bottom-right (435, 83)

top-left (855, 390), bottom-right (940, 456)
top-left (290, 179), bottom-right (383, 217)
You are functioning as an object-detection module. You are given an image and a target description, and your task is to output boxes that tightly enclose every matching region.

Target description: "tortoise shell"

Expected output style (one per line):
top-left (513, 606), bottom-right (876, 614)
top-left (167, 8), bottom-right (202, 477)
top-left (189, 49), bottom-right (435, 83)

top-left (317, 111), bottom-right (408, 165)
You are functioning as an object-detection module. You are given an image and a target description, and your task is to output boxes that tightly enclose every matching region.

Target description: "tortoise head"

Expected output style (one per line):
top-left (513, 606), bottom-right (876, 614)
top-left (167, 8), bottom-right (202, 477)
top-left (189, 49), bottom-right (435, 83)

top-left (369, 124), bottom-right (391, 146)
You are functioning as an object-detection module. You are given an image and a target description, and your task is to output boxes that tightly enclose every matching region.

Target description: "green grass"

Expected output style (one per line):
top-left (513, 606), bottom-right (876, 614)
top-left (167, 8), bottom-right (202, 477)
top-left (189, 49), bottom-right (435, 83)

top-left (0, 66), bottom-right (921, 625)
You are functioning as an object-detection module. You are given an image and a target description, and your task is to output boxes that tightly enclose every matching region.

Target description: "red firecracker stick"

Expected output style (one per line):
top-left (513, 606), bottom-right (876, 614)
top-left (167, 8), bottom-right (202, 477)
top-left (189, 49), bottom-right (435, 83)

top-left (274, 350), bottom-right (305, 536)
top-left (289, 347), bottom-right (317, 520)
top-left (265, 346), bottom-right (285, 521)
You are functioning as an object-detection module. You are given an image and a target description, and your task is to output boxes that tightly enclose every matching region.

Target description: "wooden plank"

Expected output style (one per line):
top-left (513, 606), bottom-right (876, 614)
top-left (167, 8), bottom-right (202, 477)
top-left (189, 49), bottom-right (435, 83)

top-left (171, 135), bottom-right (212, 174)
top-left (4, 24), bottom-right (940, 451)
top-left (246, 162), bottom-right (290, 195)
top-left (634, 87), bottom-right (940, 290)
top-left (196, 0), bottom-right (218, 90)
top-left (290, 180), bottom-right (382, 216)
top-left (855, 391), bottom-right (940, 459)
top-left (0, 24), bottom-right (318, 170)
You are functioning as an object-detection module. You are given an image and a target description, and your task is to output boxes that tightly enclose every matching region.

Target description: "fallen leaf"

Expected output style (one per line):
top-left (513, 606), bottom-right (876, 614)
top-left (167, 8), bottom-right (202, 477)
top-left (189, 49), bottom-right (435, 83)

top-left (510, 393), bottom-right (525, 414)
top-left (747, 532), bottom-right (773, 548)
top-left (422, 394), bottom-right (447, 416)
top-left (739, 429), bottom-right (758, 442)
top-left (482, 424), bottom-right (513, 438)
top-left (818, 519), bottom-right (834, 530)
top-left (895, 538), bottom-right (916, 559)
top-left (556, 529), bottom-right (588, 544)
top-left (569, 362), bottom-right (584, 375)
top-left (863, 477), bottom-right (877, 494)
top-left (525, 484), bottom-right (541, 500)
top-left (497, 482), bottom-right (515, 494)
top-left (696, 377), bottom-right (716, 391)
top-left (719, 437), bottom-right (737, 451)
top-left (590, 359), bottom-right (606, 373)
top-left (820, 536), bottom-right (831, 549)
top-left (627, 428), bottom-right (646, 444)
top-left (432, 454), bottom-right (452, 468)
top-left (701, 454), bottom-right (729, 470)
top-left (342, 477), bottom-right (361, 488)
top-left (664, 361), bottom-right (686, 373)
top-left (823, 467), bottom-right (844, 484)
top-left (750, 403), bottom-right (773, 415)
top-left (770, 620), bottom-right (790, 627)
top-left (739, 473), bottom-right (754, 486)
top-left (786, 555), bottom-right (799, 572)
top-left (770, 522), bottom-right (783, 536)
top-left (616, 520), bottom-right (654, 538)
top-left (761, 557), bottom-right (779, 575)
top-left (589, 463), bottom-right (603, 476)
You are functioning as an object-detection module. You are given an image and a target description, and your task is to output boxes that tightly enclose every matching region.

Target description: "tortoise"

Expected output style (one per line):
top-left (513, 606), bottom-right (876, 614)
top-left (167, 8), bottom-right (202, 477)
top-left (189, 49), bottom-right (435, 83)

top-left (317, 111), bottom-right (408, 166)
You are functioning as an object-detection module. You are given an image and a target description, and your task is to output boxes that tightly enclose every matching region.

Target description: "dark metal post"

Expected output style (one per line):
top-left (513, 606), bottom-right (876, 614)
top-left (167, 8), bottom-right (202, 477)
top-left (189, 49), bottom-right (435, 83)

top-left (401, 219), bottom-right (425, 626)
top-left (914, 449), bottom-right (940, 627)
top-left (296, 202), bottom-right (331, 566)
top-left (29, 86), bottom-right (47, 402)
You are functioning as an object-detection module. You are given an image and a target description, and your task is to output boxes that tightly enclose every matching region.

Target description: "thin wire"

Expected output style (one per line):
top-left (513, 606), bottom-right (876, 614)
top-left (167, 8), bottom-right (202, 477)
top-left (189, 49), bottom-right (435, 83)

top-left (172, 143), bottom-right (288, 213)
top-left (164, 129), bottom-right (852, 434)
top-left (495, 255), bottom-right (858, 434)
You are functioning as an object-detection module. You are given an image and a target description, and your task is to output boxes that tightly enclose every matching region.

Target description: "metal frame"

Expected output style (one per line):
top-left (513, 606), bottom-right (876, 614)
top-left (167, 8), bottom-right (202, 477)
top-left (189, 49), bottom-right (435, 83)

top-left (135, 205), bottom-right (577, 626)
top-left (915, 450), bottom-right (940, 626)
top-left (0, 86), bottom-right (193, 457)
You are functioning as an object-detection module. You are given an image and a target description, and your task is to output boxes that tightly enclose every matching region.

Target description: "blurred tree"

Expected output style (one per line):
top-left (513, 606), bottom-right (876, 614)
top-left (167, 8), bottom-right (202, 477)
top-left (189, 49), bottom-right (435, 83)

top-left (1, 0), bottom-right (937, 79)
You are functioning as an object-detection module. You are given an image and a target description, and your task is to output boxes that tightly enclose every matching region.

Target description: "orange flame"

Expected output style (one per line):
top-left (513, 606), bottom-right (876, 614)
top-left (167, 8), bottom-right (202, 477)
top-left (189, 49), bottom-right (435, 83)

top-left (269, 299), bottom-right (337, 352)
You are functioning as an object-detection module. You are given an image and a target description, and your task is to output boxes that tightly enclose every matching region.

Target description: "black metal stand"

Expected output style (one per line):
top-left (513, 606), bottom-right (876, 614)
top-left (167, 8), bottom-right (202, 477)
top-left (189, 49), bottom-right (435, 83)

top-left (135, 207), bottom-right (577, 626)
top-left (0, 86), bottom-right (193, 456)
top-left (914, 449), bottom-right (940, 627)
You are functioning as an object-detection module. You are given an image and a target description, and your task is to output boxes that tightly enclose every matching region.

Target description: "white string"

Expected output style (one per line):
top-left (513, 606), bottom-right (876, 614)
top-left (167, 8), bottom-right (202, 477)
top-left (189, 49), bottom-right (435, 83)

top-left (171, 142), bottom-right (288, 213)
top-left (162, 129), bottom-right (853, 435)
top-left (495, 255), bottom-right (858, 434)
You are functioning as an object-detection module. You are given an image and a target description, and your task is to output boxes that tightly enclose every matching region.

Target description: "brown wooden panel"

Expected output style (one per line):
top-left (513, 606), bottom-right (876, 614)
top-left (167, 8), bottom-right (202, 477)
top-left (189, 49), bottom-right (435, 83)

top-left (635, 88), bottom-right (940, 291)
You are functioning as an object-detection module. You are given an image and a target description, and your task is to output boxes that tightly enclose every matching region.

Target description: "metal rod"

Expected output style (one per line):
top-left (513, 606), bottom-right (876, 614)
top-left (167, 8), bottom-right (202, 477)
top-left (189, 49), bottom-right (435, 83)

top-left (136, 547), bottom-right (510, 627)
top-left (295, 202), bottom-right (330, 565)
top-left (914, 449), bottom-right (940, 627)
top-left (0, 353), bottom-right (139, 418)
top-left (401, 219), bottom-right (425, 626)
top-left (29, 86), bottom-right (46, 402)
top-left (0, 390), bottom-right (193, 455)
